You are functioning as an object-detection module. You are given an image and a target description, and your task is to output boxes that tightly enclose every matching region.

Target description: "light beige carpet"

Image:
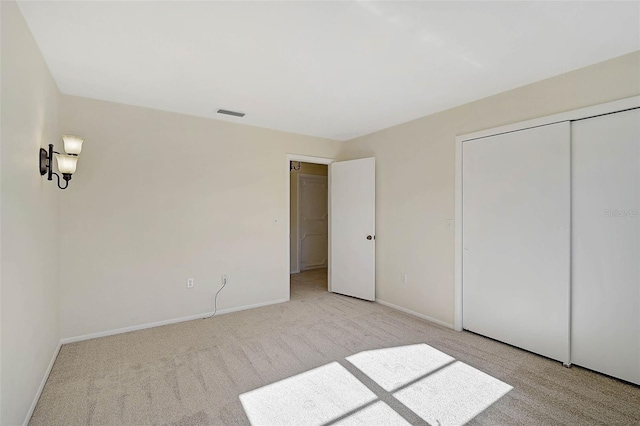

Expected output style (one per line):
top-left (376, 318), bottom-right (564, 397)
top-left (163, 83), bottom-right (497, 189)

top-left (30, 269), bottom-right (640, 425)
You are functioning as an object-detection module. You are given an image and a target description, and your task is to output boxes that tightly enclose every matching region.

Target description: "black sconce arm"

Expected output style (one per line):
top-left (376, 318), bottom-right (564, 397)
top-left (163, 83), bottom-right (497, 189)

top-left (51, 172), bottom-right (71, 190)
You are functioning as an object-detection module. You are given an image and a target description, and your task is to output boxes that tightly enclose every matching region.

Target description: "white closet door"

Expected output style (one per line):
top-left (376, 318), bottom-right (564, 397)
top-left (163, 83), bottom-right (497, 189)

top-left (571, 109), bottom-right (640, 385)
top-left (463, 122), bottom-right (570, 363)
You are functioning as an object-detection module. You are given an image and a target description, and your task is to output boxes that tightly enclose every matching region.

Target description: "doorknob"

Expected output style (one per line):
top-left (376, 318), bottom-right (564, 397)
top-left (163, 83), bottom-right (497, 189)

top-left (367, 235), bottom-right (373, 240)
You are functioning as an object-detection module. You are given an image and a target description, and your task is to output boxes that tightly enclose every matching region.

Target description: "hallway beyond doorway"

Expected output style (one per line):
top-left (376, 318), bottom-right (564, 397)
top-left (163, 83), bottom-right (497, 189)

top-left (290, 268), bottom-right (328, 300)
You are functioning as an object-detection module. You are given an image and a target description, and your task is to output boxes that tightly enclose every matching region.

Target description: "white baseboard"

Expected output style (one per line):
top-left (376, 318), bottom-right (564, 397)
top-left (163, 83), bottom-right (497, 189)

top-left (290, 269), bottom-right (300, 274)
top-left (23, 341), bottom-right (62, 426)
top-left (375, 298), bottom-right (455, 330)
top-left (60, 298), bottom-right (289, 345)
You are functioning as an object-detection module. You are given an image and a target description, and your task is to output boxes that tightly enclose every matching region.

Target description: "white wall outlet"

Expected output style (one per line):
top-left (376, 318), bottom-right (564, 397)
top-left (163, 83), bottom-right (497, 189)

top-left (401, 273), bottom-right (408, 285)
top-left (222, 274), bottom-right (228, 285)
top-left (446, 219), bottom-right (454, 229)
top-left (187, 278), bottom-right (194, 289)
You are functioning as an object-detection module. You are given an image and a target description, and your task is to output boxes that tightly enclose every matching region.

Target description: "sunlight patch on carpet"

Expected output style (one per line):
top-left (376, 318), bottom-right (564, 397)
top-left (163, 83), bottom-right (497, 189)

top-left (239, 362), bottom-right (376, 426)
top-left (333, 401), bottom-right (410, 426)
top-left (346, 343), bottom-right (454, 391)
top-left (393, 360), bottom-right (512, 425)
top-left (240, 344), bottom-right (512, 426)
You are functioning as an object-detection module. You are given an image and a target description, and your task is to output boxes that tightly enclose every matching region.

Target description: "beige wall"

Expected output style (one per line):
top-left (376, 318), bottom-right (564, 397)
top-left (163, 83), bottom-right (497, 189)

top-left (339, 51), bottom-right (640, 327)
top-left (0, 2), bottom-right (61, 424)
top-left (289, 163), bottom-right (328, 272)
top-left (59, 96), bottom-right (341, 339)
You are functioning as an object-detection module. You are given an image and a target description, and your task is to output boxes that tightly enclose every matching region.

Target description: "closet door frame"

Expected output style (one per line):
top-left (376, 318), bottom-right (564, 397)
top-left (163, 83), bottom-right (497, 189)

top-left (453, 96), bottom-right (640, 333)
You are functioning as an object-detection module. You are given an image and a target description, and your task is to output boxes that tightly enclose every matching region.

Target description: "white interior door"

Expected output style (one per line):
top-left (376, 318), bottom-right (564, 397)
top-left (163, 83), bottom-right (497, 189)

top-left (330, 158), bottom-right (375, 301)
top-left (462, 122), bottom-right (571, 363)
top-left (571, 108), bottom-right (640, 384)
top-left (298, 175), bottom-right (328, 271)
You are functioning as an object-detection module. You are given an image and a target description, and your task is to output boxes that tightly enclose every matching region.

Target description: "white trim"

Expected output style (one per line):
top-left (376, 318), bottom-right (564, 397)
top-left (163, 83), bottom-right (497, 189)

top-left (454, 135), bottom-right (464, 331)
top-left (453, 96), bottom-right (640, 332)
top-left (60, 298), bottom-right (289, 345)
top-left (296, 173), bottom-right (302, 272)
top-left (285, 154), bottom-right (335, 295)
top-left (327, 166), bottom-right (333, 293)
top-left (23, 341), bottom-right (62, 426)
top-left (457, 96), bottom-right (640, 143)
top-left (376, 298), bottom-right (454, 330)
top-left (286, 154), bottom-right (334, 166)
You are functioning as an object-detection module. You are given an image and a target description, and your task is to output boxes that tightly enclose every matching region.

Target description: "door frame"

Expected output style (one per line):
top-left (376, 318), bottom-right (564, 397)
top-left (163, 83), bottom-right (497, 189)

top-left (297, 174), bottom-right (329, 273)
top-left (286, 154), bottom-right (335, 296)
top-left (454, 96), bottom-right (640, 332)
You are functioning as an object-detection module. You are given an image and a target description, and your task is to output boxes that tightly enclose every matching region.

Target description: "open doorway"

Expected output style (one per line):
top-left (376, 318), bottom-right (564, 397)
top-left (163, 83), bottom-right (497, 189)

top-left (287, 156), bottom-right (333, 300)
top-left (286, 155), bottom-right (376, 303)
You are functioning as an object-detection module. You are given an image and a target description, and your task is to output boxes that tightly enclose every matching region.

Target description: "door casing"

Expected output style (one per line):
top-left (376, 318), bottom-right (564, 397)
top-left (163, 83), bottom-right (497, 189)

top-left (286, 154), bottom-right (334, 295)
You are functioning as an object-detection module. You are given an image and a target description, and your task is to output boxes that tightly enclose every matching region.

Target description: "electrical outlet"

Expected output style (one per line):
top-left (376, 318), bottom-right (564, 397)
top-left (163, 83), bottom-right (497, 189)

top-left (187, 278), bottom-right (194, 289)
top-left (446, 219), bottom-right (454, 229)
top-left (401, 273), bottom-right (408, 285)
top-left (222, 274), bottom-right (228, 285)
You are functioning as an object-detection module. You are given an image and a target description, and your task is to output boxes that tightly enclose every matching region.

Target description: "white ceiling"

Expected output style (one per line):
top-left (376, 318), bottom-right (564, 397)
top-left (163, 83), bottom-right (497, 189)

top-left (17, 1), bottom-right (640, 141)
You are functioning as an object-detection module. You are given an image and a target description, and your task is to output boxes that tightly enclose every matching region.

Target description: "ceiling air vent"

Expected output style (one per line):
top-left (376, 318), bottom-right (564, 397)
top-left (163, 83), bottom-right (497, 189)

top-left (217, 109), bottom-right (245, 118)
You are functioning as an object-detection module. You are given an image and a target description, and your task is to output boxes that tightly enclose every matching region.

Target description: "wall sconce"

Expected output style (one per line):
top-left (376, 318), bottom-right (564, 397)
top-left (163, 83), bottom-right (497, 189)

top-left (39, 135), bottom-right (84, 189)
top-left (290, 161), bottom-right (301, 171)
